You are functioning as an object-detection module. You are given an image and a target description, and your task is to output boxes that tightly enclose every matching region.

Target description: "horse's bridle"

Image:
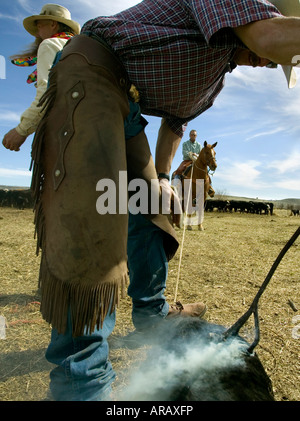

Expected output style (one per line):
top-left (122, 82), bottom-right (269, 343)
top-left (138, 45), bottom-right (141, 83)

top-left (194, 153), bottom-right (217, 173)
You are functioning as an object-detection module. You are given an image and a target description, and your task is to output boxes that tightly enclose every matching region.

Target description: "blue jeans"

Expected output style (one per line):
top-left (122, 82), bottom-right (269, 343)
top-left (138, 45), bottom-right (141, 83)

top-left (127, 213), bottom-right (170, 330)
top-left (45, 309), bottom-right (116, 401)
top-left (45, 213), bottom-right (169, 400)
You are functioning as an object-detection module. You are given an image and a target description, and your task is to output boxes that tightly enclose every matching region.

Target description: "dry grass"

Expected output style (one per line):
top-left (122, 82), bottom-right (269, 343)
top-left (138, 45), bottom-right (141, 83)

top-left (0, 207), bottom-right (299, 401)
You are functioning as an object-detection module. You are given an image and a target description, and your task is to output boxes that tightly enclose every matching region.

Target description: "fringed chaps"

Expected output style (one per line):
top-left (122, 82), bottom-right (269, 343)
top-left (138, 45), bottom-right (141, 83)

top-left (30, 35), bottom-right (178, 337)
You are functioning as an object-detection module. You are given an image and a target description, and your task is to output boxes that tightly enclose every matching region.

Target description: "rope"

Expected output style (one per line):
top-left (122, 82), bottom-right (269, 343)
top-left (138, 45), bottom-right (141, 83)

top-left (174, 164), bottom-right (194, 303)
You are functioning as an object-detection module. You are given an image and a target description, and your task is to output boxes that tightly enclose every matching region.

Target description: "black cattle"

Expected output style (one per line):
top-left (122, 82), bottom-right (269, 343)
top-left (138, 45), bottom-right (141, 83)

top-left (0, 189), bottom-right (7, 206)
top-left (0, 189), bottom-right (12, 207)
top-left (0, 189), bottom-right (34, 209)
top-left (13, 189), bottom-right (34, 209)
top-left (227, 200), bottom-right (252, 213)
top-left (291, 209), bottom-right (300, 216)
top-left (266, 202), bottom-right (274, 216)
top-left (251, 201), bottom-right (270, 215)
top-left (205, 199), bottom-right (229, 212)
top-left (206, 199), bottom-right (273, 215)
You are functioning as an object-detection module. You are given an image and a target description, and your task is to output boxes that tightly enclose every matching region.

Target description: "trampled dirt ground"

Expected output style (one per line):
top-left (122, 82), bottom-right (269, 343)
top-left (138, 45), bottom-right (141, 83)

top-left (0, 207), bottom-right (299, 401)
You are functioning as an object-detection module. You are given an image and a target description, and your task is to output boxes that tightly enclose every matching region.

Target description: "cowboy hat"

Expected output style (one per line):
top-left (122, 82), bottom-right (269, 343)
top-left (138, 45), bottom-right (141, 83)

top-left (269, 0), bottom-right (300, 88)
top-left (23, 3), bottom-right (80, 36)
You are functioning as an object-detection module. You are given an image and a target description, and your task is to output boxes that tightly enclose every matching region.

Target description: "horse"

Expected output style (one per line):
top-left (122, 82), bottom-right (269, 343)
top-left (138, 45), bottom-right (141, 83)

top-left (172, 141), bottom-right (217, 231)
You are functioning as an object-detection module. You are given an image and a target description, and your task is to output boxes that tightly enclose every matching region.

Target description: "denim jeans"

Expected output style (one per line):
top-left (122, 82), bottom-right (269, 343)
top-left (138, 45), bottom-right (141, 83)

top-left (45, 213), bottom-right (169, 400)
top-left (45, 309), bottom-right (116, 401)
top-left (127, 212), bottom-right (170, 330)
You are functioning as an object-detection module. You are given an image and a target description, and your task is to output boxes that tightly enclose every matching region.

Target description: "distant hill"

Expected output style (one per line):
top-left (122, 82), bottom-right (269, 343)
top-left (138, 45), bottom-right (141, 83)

top-left (0, 185), bottom-right (30, 191)
top-left (273, 199), bottom-right (300, 210)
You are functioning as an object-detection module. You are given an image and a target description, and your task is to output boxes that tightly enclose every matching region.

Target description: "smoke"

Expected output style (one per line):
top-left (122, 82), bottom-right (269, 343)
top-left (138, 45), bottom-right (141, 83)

top-left (116, 320), bottom-right (249, 401)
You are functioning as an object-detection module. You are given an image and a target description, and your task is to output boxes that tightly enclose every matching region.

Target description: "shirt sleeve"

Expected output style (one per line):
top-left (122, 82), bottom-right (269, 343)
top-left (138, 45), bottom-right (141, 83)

top-left (188, 0), bottom-right (282, 45)
top-left (164, 117), bottom-right (188, 138)
top-left (15, 39), bottom-right (64, 137)
top-left (182, 141), bottom-right (190, 160)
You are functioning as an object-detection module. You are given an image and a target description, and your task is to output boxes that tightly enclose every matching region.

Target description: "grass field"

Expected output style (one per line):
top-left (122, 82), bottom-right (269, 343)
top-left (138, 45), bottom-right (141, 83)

top-left (0, 207), bottom-right (299, 401)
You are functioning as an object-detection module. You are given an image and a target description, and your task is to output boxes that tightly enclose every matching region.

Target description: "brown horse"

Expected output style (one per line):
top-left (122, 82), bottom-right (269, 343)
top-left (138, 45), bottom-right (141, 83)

top-left (172, 141), bottom-right (217, 230)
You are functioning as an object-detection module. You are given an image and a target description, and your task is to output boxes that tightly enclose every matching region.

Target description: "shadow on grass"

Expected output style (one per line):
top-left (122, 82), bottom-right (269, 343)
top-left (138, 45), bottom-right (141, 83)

top-left (0, 348), bottom-right (52, 382)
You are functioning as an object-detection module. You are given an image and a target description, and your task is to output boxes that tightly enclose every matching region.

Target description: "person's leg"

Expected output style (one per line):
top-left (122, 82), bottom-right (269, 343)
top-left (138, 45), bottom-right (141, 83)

top-left (127, 212), bottom-right (169, 331)
top-left (45, 309), bottom-right (116, 401)
top-left (125, 123), bottom-right (206, 333)
top-left (127, 212), bottom-right (207, 338)
top-left (124, 105), bottom-right (170, 331)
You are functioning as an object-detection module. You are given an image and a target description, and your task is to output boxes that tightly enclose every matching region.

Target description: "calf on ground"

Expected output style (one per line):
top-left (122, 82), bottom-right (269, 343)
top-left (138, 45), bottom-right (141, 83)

top-left (119, 317), bottom-right (274, 401)
top-left (119, 227), bottom-right (300, 401)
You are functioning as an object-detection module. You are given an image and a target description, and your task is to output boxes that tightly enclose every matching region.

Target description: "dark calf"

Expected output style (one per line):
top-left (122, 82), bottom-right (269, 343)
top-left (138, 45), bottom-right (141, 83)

top-left (120, 227), bottom-right (300, 402)
top-left (121, 317), bottom-right (274, 401)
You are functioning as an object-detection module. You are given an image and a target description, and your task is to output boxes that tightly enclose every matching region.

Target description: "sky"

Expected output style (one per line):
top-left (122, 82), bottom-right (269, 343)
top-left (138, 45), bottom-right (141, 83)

top-left (0, 0), bottom-right (300, 200)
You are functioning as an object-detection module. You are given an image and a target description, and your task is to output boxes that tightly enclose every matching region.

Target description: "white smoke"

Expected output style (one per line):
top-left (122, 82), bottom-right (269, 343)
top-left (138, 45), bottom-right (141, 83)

top-left (117, 333), bottom-right (248, 401)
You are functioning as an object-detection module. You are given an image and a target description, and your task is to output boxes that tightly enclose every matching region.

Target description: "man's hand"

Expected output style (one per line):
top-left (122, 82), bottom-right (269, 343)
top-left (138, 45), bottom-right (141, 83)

top-left (159, 178), bottom-right (182, 226)
top-left (188, 151), bottom-right (198, 161)
top-left (2, 129), bottom-right (27, 151)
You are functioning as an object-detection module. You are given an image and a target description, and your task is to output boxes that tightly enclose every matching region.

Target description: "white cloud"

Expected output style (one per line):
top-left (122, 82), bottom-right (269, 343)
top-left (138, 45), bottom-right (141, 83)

top-left (214, 160), bottom-right (267, 189)
top-left (274, 179), bottom-right (300, 192)
top-left (0, 110), bottom-right (21, 123)
top-left (16, 0), bottom-right (33, 13)
top-left (244, 126), bottom-right (285, 142)
top-left (0, 13), bottom-right (20, 21)
top-left (213, 156), bottom-right (300, 198)
top-left (267, 150), bottom-right (300, 174)
top-left (214, 63), bottom-right (300, 149)
top-left (0, 168), bottom-right (31, 178)
top-left (280, 94), bottom-right (300, 120)
top-left (226, 65), bottom-right (284, 92)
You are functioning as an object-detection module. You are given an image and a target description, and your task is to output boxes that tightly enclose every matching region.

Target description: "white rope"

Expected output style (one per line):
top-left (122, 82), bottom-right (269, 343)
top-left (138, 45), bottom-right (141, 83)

top-left (173, 164), bottom-right (194, 303)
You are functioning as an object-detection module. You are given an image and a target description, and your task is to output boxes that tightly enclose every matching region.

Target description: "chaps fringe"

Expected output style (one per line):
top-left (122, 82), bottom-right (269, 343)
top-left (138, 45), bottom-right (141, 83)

top-left (39, 253), bottom-right (127, 336)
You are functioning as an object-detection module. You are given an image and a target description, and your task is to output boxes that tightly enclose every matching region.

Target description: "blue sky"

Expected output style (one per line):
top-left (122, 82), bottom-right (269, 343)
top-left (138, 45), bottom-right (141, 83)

top-left (0, 0), bottom-right (300, 200)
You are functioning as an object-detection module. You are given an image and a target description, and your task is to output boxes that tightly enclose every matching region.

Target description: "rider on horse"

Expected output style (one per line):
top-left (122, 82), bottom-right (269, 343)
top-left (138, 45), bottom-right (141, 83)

top-left (172, 130), bottom-right (215, 198)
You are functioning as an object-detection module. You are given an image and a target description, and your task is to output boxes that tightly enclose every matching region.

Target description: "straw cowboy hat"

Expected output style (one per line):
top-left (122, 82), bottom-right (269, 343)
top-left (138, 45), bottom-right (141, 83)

top-left (23, 3), bottom-right (80, 36)
top-left (270, 0), bottom-right (300, 88)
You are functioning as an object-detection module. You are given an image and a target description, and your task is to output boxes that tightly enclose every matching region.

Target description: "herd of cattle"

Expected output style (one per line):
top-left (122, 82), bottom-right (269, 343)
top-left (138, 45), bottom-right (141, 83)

top-left (1, 189), bottom-right (299, 218)
top-left (0, 189), bottom-right (34, 210)
top-left (205, 199), bottom-right (274, 215)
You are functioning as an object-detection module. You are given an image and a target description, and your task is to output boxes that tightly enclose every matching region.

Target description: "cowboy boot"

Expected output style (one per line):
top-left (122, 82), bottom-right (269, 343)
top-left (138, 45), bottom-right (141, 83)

top-left (167, 301), bottom-right (207, 318)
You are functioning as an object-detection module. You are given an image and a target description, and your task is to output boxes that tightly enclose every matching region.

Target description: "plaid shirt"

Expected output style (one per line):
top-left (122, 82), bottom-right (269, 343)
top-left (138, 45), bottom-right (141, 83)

top-left (82, 0), bottom-right (280, 137)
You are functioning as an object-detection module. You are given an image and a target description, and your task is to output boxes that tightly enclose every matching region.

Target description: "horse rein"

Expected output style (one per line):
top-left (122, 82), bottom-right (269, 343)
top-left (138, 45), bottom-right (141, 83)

top-left (193, 150), bottom-right (216, 174)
